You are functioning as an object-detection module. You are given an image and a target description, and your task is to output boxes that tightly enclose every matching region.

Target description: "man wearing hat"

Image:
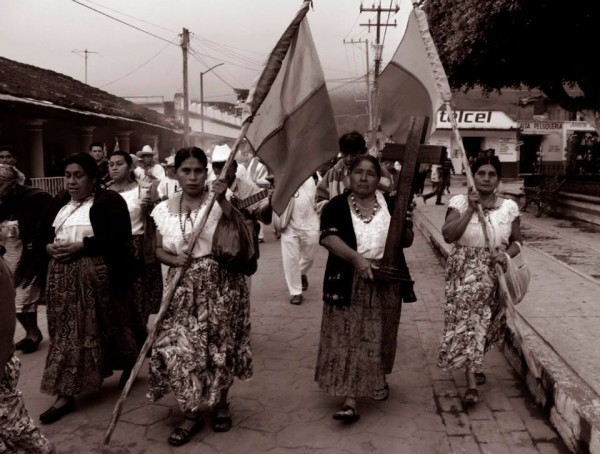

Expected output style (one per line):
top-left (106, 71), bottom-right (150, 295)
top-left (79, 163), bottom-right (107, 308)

top-left (138, 145), bottom-right (165, 184)
top-left (156, 155), bottom-right (179, 200)
top-left (210, 144), bottom-right (273, 237)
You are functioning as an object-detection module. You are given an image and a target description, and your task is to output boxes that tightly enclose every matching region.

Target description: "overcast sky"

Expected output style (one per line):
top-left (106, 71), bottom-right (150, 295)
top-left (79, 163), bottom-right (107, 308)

top-left (0, 0), bottom-right (410, 104)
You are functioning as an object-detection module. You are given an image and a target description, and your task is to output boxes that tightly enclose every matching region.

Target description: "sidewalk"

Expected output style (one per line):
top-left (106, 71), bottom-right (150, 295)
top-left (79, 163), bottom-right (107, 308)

top-left (414, 184), bottom-right (600, 453)
top-left (14, 228), bottom-right (568, 453)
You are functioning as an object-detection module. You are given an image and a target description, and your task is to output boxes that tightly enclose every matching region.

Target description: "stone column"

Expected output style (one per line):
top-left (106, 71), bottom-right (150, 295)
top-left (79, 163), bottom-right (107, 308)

top-left (25, 119), bottom-right (46, 178)
top-left (79, 126), bottom-right (96, 153)
top-left (116, 131), bottom-right (132, 153)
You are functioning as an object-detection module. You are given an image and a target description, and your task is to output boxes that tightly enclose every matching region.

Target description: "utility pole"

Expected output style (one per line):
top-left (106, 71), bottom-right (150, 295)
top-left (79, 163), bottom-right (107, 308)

top-left (181, 28), bottom-right (190, 146)
top-left (360, 2), bottom-right (399, 150)
top-left (72, 49), bottom-right (99, 84)
top-left (343, 39), bottom-right (371, 136)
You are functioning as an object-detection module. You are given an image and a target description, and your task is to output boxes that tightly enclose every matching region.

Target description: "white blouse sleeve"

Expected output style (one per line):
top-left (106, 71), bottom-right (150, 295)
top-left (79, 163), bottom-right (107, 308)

top-left (150, 201), bottom-right (169, 235)
top-left (448, 194), bottom-right (468, 213)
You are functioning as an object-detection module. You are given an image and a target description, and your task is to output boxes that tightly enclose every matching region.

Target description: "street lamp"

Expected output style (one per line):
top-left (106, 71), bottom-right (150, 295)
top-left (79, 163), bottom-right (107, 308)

top-left (200, 63), bottom-right (224, 133)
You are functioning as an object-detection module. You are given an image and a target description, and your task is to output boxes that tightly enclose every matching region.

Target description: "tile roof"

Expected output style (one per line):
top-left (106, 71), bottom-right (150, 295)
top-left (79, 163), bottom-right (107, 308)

top-left (0, 56), bottom-right (182, 131)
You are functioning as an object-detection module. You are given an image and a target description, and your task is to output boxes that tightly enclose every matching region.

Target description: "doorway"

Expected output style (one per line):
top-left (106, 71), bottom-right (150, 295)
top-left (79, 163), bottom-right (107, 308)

top-left (519, 135), bottom-right (541, 174)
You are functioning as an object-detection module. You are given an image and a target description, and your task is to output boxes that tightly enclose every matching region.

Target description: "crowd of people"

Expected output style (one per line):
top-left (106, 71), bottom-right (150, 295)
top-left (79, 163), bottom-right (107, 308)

top-left (0, 132), bottom-right (524, 450)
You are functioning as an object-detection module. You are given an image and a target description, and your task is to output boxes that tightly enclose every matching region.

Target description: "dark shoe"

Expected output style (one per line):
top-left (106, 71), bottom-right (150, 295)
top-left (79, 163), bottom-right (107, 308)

top-left (168, 417), bottom-right (204, 446)
top-left (370, 383), bottom-right (389, 401)
top-left (435, 202), bottom-right (445, 206)
top-left (258, 238), bottom-right (264, 243)
top-left (15, 337), bottom-right (28, 350)
top-left (40, 397), bottom-right (75, 424)
top-left (333, 405), bottom-right (360, 423)
top-left (290, 294), bottom-right (303, 305)
top-left (462, 388), bottom-right (479, 405)
top-left (21, 334), bottom-right (43, 354)
top-left (301, 275), bottom-right (309, 291)
top-left (475, 372), bottom-right (486, 385)
top-left (212, 402), bottom-right (232, 432)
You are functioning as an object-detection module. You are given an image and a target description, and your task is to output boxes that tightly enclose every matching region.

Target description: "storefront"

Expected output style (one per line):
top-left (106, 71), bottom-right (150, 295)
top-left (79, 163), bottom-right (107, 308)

top-left (517, 120), bottom-right (598, 175)
top-left (428, 110), bottom-right (519, 177)
top-left (563, 121), bottom-right (598, 175)
top-left (517, 120), bottom-right (563, 175)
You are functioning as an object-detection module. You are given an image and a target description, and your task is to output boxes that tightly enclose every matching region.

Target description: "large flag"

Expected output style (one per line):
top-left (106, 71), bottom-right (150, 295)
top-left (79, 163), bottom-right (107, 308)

top-left (378, 0), bottom-right (452, 144)
top-left (243, 1), bottom-right (338, 215)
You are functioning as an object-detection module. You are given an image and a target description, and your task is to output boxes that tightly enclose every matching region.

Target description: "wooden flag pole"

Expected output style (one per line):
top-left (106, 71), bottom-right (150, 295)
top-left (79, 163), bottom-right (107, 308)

top-left (443, 101), bottom-right (540, 379)
top-left (103, 120), bottom-right (252, 445)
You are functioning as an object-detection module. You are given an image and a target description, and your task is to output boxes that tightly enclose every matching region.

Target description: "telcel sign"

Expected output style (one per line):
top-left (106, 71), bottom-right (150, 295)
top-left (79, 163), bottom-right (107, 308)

top-left (437, 111), bottom-right (517, 130)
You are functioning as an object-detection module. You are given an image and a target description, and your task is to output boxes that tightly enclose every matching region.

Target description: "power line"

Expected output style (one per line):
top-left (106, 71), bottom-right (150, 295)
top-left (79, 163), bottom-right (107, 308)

top-left (77, 0), bottom-right (178, 34)
top-left (382, 0), bottom-right (395, 48)
top-left (70, 0), bottom-right (178, 46)
top-left (344, 10), bottom-right (362, 40)
top-left (99, 39), bottom-right (174, 88)
top-left (188, 48), bottom-right (235, 89)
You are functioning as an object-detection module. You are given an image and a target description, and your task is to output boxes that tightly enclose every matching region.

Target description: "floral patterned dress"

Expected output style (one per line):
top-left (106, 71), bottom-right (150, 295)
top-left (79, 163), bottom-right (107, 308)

top-left (437, 195), bottom-right (520, 373)
top-left (1, 355), bottom-right (53, 454)
top-left (147, 195), bottom-right (252, 411)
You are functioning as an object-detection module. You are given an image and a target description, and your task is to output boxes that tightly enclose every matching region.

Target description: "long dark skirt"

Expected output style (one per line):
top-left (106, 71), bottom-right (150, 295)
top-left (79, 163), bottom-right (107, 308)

top-left (147, 256), bottom-right (252, 412)
top-left (315, 270), bottom-right (403, 398)
top-left (41, 256), bottom-right (138, 396)
top-left (131, 235), bottom-right (163, 323)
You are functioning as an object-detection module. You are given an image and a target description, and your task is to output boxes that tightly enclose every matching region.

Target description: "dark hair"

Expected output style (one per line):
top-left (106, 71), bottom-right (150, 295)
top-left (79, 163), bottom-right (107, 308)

top-left (109, 151), bottom-right (135, 181)
top-left (62, 152), bottom-right (99, 179)
top-left (349, 155), bottom-right (381, 179)
top-left (471, 156), bottom-right (502, 178)
top-left (339, 131), bottom-right (367, 156)
top-left (174, 147), bottom-right (207, 170)
top-left (110, 150), bottom-right (133, 166)
top-left (89, 142), bottom-right (104, 151)
top-left (0, 145), bottom-right (15, 155)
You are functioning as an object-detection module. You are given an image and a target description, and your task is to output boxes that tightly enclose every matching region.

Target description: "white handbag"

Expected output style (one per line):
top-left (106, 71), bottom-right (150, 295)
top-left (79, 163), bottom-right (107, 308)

top-left (498, 242), bottom-right (530, 305)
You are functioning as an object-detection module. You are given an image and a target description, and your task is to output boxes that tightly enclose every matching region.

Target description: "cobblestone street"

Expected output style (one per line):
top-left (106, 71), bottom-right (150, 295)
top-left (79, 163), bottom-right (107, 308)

top-left (15, 229), bottom-right (569, 453)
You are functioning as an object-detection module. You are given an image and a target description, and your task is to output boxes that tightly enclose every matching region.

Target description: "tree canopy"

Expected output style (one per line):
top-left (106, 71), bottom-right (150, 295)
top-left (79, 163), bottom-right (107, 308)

top-left (424, 0), bottom-right (600, 113)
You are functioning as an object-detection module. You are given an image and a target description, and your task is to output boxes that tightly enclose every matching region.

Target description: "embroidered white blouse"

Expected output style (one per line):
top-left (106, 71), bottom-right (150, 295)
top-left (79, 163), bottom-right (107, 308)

top-left (118, 186), bottom-right (144, 236)
top-left (448, 194), bottom-right (520, 248)
top-left (151, 192), bottom-right (223, 258)
top-left (52, 197), bottom-right (94, 243)
top-left (349, 190), bottom-right (391, 260)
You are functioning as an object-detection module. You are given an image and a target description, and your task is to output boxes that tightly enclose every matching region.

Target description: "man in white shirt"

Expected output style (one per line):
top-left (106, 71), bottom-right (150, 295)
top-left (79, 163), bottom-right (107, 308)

top-left (278, 177), bottom-right (320, 305)
top-left (156, 156), bottom-right (179, 200)
top-left (138, 145), bottom-right (165, 183)
top-left (210, 145), bottom-right (272, 226)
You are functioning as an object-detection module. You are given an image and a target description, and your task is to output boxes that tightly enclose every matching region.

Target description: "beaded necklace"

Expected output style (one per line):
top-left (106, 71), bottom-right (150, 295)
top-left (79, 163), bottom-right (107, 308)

top-left (178, 193), bottom-right (205, 244)
top-left (350, 193), bottom-right (380, 224)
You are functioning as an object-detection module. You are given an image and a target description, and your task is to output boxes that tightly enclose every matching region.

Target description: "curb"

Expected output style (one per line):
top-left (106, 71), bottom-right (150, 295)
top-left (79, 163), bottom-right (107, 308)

top-left (414, 208), bottom-right (600, 454)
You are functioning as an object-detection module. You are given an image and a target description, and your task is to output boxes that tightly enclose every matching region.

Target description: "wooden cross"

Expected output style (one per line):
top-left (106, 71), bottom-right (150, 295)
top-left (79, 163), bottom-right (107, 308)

top-left (373, 116), bottom-right (446, 287)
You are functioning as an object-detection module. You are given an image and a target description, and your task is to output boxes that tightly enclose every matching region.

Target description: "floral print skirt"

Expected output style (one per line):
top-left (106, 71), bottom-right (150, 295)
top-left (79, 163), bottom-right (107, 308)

top-left (315, 269), bottom-right (403, 398)
top-left (1, 355), bottom-right (53, 454)
top-left (41, 256), bottom-right (138, 396)
top-left (437, 246), bottom-right (505, 373)
top-left (147, 256), bottom-right (252, 412)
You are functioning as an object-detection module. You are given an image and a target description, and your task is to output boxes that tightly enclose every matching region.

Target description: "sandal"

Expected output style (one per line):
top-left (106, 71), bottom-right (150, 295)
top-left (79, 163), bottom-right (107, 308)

top-left (463, 388), bottom-right (479, 405)
top-left (212, 402), bottom-right (232, 432)
top-left (168, 417), bottom-right (204, 446)
top-left (333, 405), bottom-right (360, 423)
top-left (371, 383), bottom-right (389, 401)
top-left (475, 372), bottom-right (486, 385)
